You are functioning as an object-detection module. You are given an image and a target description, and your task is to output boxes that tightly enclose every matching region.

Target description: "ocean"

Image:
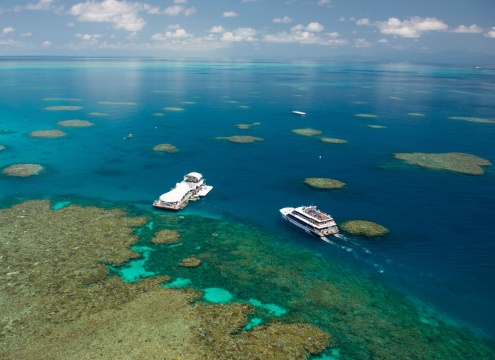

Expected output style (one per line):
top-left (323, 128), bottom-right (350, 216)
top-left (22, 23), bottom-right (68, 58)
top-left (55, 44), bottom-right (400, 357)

top-left (1, 57), bottom-right (494, 357)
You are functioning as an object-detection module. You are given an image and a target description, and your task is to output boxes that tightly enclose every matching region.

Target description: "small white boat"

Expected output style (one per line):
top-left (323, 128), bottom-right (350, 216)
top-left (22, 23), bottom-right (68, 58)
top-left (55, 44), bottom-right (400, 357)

top-left (280, 205), bottom-right (339, 237)
top-left (292, 110), bottom-right (306, 116)
top-left (153, 172), bottom-right (213, 211)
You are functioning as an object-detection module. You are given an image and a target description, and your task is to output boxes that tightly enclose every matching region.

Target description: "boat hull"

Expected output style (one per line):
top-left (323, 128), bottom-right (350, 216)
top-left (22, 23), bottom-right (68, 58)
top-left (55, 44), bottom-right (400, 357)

top-left (281, 213), bottom-right (323, 237)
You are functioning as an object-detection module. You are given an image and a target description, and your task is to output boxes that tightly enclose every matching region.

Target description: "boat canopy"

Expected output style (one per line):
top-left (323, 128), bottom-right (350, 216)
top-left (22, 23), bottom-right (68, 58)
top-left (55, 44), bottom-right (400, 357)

top-left (185, 172), bottom-right (202, 181)
top-left (159, 182), bottom-right (190, 203)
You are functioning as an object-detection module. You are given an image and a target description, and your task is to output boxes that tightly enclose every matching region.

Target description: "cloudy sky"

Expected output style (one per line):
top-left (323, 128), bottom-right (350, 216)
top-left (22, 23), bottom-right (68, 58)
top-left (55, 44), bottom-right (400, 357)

top-left (1, 0), bottom-right (494, 58)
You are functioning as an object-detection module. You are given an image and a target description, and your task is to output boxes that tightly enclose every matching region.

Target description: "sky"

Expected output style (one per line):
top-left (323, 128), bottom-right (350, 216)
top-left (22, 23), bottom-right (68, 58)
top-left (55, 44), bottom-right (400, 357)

top-left (1, 0), bottom-right (494, 58)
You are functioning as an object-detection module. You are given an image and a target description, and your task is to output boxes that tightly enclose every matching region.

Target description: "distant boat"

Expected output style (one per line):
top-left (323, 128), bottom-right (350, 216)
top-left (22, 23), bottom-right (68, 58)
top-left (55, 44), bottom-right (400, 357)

top-left (292, 110), bottom-right (306, 116)
top-left (280, 205), bottom-right (339, 238)
top-left (153, 172), bottom-right (213, 211)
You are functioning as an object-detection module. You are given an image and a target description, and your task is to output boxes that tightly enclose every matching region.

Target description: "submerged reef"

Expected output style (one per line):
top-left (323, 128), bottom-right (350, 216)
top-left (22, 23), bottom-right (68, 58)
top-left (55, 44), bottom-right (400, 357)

top-left (235, 122), bottom-right (261, 130)
top-left (88, 112), bottom-right (109, 117)
top-left (448, 116), bottom-right (495, 124)
top-left (292, 128), bottom-right (322, 136)
top-left (0, 144), bottom-right (5, 151)
top-left (355, 113), bottom-right (378, 118)
top-left (131, 211), bottom-right (494, 359)
top-left (368, 125), bottom-right (387, 129)
top-left (180, 256), bottom-right (203, 268)
top-left (151, 229), bottom-right (181, 244)
top-left (57, 120), bottom-right (94, 127)
top-left (304, 178), bottom-right (346, 189)
top-left (2, 163), bottom-right (44, 177)
top-left (45, 106), bottom-right (82, 111)
top-left (216, 136), bottom-right (264, 143)
top-left (153, 143), bottom-right (179, 153)
top-left (341, 220), bottom-right (389, 237)
top-left (0, 200), bottom-right (331, 360)
top-left (320, 137), bottom-right (348, 144)
top-left (394, 152), bottom-right (491, 175)
top-left (29, 129), bottom-right (67, 138)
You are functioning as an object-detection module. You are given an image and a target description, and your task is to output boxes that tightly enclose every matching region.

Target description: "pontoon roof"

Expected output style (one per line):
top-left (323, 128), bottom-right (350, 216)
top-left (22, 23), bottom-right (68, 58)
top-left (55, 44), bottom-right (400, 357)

top-left (159, 182), bottom-right (190, 203)
top-left (185, 172), bottom-right (202, 180)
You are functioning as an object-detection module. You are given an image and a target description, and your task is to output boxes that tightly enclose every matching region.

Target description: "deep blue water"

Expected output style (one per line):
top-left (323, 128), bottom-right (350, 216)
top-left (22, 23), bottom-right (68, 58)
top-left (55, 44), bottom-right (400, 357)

top-left (1, 57), bottom-right (494, 339)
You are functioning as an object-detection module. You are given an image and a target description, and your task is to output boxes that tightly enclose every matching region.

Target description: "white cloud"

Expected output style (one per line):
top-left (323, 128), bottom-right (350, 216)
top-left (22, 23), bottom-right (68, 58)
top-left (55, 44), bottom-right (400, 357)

top-left (273, 16), bottom-right (292, 24)
top-left (223, 11), bottom-right (238, 18)
top-left (151, 27), bottom-right (192, 41)
top-left (164, 5), bottom-right (183, 16)
top-left (485, 27), bottom-right (495, 38)
top-left (451, 25), bottom-right (482, 34)
top-left (378, 38), bottom-right (388, 43)
top-left (356, 18), bottom-right (370, 26)
top-left (221, 28), bottom-right (256, 42)
top-left (355, 38), bottom-right (371, 47)
top-left (164, 5), bottom-right (196, 16)
top-left (15, 0), bottom-right (54, 11)
top-left (174, 0), bottom-right (187, 3)
top-left (2, 27), bottom-right (15, 35)
top-left (317, 0), bottom-right (332, 7)
top-left (291, 22), bottom-right (324, 32)
top-left (184, 7), bottom-right (196, 16)
top-left (376, 17), bottom-right (448, 38)
top-left (264, 28), bottom-right (346, 46)
top-left (69, 0), bottom-right (161, 32)
top-left (42, 40), bottom-right (52, 46)
top-left (20, 32), bottom-right (32, 37)
top-left (210, 25), bottom-right (225, 33)
top-left (76, 33), bottom-right (103, 42)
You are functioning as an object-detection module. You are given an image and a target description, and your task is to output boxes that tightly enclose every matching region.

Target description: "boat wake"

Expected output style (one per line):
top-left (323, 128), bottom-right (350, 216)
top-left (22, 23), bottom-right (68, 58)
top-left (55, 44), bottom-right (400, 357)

top-left (321, 234), bottom-right (386, 272)
top-left (321, 236), bottom-right (353, 252)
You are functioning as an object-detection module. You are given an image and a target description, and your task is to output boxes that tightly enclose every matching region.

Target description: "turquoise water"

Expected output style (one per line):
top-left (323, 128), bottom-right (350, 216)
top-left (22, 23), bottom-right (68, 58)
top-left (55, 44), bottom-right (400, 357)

top-left (1, 57), bottom-right (495, 343)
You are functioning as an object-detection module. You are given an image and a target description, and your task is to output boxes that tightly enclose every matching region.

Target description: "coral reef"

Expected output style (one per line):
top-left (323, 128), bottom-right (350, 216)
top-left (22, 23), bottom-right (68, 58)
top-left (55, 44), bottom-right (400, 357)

top-left (29, 130), bottom-right (67, 138)
top-left (448, 116), bottom-right (495, 124)
top-left (341, 220), bottom-right (389, 237)
top-left (0, 144), bottom-right (5, 151)
top-left (304, 178), bottom-right (346, 189)
top-left (193, 300), bottom-right (330, 359)
top-left (57, 120), bottom-right (94, 127)
top-left (216, 136), bottom-right (264, 143)
top-left (0, 200), bottom-right (331, 360)
top-left (368, 125), bottom-right (387, 129)
top-left (355, 114), bottom-right (378, 118)
top-left (152, 112), bottom-right (166, 117)
top-left (2, 163), bottom-right (44, 177)
top-left (45, 106), bottom-right (82, 111)
top-left (292, 128), bottom-right (322, 136)
top-left (153, 144), bottom-right (179, 153)
top-left (393, 152), bottom-right (491, 175)
top-left (235, 122), bottom-right (261, 130)
top-left (151, 229), bottom-right (181, 244)
top-left (88, 112), bottom-right (109, 117)
top-left (163, 107), bottom-right (185, 111)
top-left (408, 113), bottom-right (426, 117)
top-left (180, 256), bottom-right (203, 268)
top-left (43, 97), bottom-right (83, 102)
top-left (99, 101), bottom-right (136, 106)
top-left (320, 137), bottom-right (348, 144)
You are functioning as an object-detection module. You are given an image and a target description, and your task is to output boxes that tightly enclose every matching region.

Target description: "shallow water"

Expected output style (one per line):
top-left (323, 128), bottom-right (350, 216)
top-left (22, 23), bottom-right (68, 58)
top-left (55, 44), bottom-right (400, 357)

top-left (1, 57), bottom-right (495, 346)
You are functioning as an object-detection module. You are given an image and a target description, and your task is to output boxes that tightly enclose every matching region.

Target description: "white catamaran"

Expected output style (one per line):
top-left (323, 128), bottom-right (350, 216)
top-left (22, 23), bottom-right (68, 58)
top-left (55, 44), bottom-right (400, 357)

top-left (280, 205), bottom-right (339, 237)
